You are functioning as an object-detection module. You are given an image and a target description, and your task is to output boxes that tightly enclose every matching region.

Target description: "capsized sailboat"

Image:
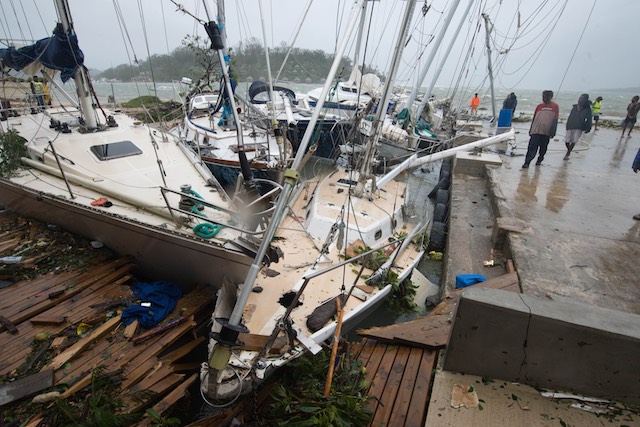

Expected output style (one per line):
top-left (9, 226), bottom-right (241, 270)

top-left (0, 0), bottom-right (280, 287)
top-left (199, 0), bottom-right (516, 403)
top-left (175, 82), bottom-right (292, 191)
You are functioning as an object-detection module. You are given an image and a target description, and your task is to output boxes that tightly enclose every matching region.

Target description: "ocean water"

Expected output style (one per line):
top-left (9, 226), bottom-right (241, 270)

top-left (89, 81), bottom-right (638, 120)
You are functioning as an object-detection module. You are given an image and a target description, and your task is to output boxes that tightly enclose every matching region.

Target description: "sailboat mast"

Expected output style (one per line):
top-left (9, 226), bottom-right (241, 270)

top-left (258, 0), bottom-right (277, 120)
top-left (405, 0), bottom-right (461, 117)
top-left (355, 0), bottom-right (417, 197)
top-left (482, 13), bottom-right (497, 119)
top-left (415, 0), bottom-right (473, 120)
top-left (53, 0), bottom-right (97, 129)
top-left (216, 0), bottom-right (227, 50)
top-left (351, 0), bottom-right (368, 78)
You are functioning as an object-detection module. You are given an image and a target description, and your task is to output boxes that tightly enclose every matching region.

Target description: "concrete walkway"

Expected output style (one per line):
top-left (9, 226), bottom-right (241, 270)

top-left (427, 124), bottom-right (640, 426)
top-left (491, 125), bottom-right (640, 313)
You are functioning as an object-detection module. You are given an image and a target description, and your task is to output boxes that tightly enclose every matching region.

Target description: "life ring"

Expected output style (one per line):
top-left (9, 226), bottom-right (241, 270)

top-left (193, 222), bottom-right (222, 239)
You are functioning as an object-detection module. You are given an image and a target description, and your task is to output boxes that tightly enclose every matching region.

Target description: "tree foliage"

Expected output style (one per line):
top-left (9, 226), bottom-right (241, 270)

top-left (96, 38), bottom-right (383, 84)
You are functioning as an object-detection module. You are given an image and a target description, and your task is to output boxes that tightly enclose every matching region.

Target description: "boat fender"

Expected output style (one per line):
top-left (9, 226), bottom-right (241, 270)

top-left (193, 222), bottom-right (222, 239)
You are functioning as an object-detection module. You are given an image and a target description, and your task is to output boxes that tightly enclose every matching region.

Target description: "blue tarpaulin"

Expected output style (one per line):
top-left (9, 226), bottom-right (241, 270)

top-left (455, 274), bottom-right (486, 289)
top-left (121, 281), bottom-right (183, 328)
top-left (0, 24), bottom-right (83, 82)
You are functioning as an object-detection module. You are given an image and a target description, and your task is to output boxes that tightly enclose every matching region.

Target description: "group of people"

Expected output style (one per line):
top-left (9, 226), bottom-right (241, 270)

top-left (469, 92), bottom-right (518, 115)
top-left (522, 92), bottom-right (640, 168)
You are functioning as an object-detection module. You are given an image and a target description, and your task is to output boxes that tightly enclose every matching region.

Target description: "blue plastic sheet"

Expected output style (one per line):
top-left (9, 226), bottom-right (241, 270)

top-left (0, 24), bottom-right (84, 82)
top-left (455, 274), bottom-right (486, 289)
top-left (121, 281), bottom-right (182, 328)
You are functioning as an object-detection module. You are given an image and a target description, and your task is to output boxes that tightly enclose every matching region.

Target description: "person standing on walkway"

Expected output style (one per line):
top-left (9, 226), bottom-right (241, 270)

top-left (564, 94), bottom-right (592, 160)
top-left (502, 92), bottom-right (517, 114)
top-left (591, 96), bottom-right (603, 132)
top-left (470, 93), bottom-right (480, 115)
top-left (621, 96), bottom-right (640, 137)
top-left (522, 90), bottom-right (559, 169)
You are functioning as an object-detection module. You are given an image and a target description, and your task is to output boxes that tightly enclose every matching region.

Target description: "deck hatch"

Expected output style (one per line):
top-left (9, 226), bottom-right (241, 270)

top-left (90, 140), bottom-right (142, 160)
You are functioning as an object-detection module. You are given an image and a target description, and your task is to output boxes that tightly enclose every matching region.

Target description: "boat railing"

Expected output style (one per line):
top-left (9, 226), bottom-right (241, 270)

top-left (160, 185), bottom-right (280, 237)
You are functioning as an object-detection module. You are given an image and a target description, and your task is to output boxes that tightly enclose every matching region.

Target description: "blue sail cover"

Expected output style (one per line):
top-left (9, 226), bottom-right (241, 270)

top-left (0, 24), bottom-right (83, 82)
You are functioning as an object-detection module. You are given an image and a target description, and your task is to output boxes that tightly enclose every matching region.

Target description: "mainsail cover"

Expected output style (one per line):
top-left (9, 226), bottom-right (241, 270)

top-left (0, 24), bottom-right (83, 82)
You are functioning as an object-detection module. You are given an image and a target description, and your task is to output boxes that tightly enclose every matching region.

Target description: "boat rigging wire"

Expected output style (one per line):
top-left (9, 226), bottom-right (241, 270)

top-left (137, 0), bottom-right (159, 101)
top-left (7, 0), bottom-right (26, 42)
top-left (0, 2), bottom-right (15, 43)
top-left (112, 0), bottom-right (143, 99)
top-left (17, 0), bottom-right (34, 41)
top-left (32, 0), bottom-right (48, 33)
top-left (160, 0), bottom-right (171, 55)
top-left (555, 0), bottom-right (596, 96)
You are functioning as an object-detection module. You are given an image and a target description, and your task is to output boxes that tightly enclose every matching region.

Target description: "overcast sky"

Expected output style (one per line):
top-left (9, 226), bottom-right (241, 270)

top-left (2, 0), bottom-right (638, 93)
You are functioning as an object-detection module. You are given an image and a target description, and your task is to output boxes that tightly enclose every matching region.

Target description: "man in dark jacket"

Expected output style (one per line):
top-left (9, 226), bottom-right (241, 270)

top-left (564, 94), bottom-right (592, 160)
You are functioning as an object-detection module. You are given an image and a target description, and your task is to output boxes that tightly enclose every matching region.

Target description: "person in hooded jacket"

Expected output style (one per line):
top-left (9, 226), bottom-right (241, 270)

top-left (502, 92), bottom-right (517, 114)
top-left (563, 94), bottom-right (592, 160)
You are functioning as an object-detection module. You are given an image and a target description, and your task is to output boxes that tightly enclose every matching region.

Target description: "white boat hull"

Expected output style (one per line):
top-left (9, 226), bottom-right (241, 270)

top-left (0, 179), bottom-right (254, 286)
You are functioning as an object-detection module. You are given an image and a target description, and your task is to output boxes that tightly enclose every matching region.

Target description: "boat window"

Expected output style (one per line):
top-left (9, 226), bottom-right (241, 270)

top-left (375, 230), bottom-right (382, 240)
top-left (90, 141), bottom-right (143, 161)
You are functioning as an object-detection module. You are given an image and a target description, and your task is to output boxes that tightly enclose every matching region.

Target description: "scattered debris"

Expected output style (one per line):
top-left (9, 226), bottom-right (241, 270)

top-left (451, 383), bottom-right (479, 408)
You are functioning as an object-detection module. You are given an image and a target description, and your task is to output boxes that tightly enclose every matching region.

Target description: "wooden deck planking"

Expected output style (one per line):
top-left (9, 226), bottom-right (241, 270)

top-left (355, 338), bottom-right (438, 427)
top-left (369, 345), bottom-right (411, 427)
top-left (404, 349), bottom-right (436, 427)
top-left (365, 344), bottom-right (399, 419)
top-left (387, 347), bottom-right (426, 426)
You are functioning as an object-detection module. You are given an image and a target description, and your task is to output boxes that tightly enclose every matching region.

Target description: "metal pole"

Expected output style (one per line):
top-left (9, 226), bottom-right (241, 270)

top-left (482, 13), bottom-right (497, 119)
top-left (355, 0), bottom-right (417, 197)
top-left (405, 0), bottom-right (461, 116)
top-left (54, 0), bottom-right (97, 129)
top-left (416, 0), bottom-right (474, 119)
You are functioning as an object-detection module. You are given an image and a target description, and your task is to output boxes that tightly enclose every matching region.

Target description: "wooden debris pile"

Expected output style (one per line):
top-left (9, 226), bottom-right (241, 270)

top-left (0, 210), bottom-right (216, 426)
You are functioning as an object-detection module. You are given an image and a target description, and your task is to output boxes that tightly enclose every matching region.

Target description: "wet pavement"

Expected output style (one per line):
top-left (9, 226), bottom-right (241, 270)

top-left (488, 124), bottom-right (640, 314)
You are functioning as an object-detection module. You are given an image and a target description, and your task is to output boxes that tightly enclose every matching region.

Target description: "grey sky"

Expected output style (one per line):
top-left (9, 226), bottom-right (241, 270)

top-left (3, 0), bottom-right (638, 92)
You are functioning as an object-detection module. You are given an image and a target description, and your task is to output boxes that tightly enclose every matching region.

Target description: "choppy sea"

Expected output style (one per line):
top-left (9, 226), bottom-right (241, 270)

top-left (89, 80), bottom-right (638, 120)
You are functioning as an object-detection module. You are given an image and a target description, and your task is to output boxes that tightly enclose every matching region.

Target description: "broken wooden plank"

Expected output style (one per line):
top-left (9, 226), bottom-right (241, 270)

top-left (506, 259), bottom-right (515, 274)
top-left (132, 315), bottom-right (188, 345)
top-left (160, 336), bottom-right (204, 363)
top-left (359, 314), bottom-right (452, 349)
top-left (50, 336), bottom-right (68, 350)
top-left (0, 315), bottom-right (18, 334)
top-left (30, 315), bottom-right (66, 325)
top-left (138, 374), bottom-right (198, 427)
top-left (123, 319), bottom-right (138, 339)
top-left (0, 369), bottom-right (53, 407)
top-left (171, 362), bottom-right (201, 372)
top-left (238, 333), bottom-right (288, 353)
top-left (45, 315), bottom-right (121, 371)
